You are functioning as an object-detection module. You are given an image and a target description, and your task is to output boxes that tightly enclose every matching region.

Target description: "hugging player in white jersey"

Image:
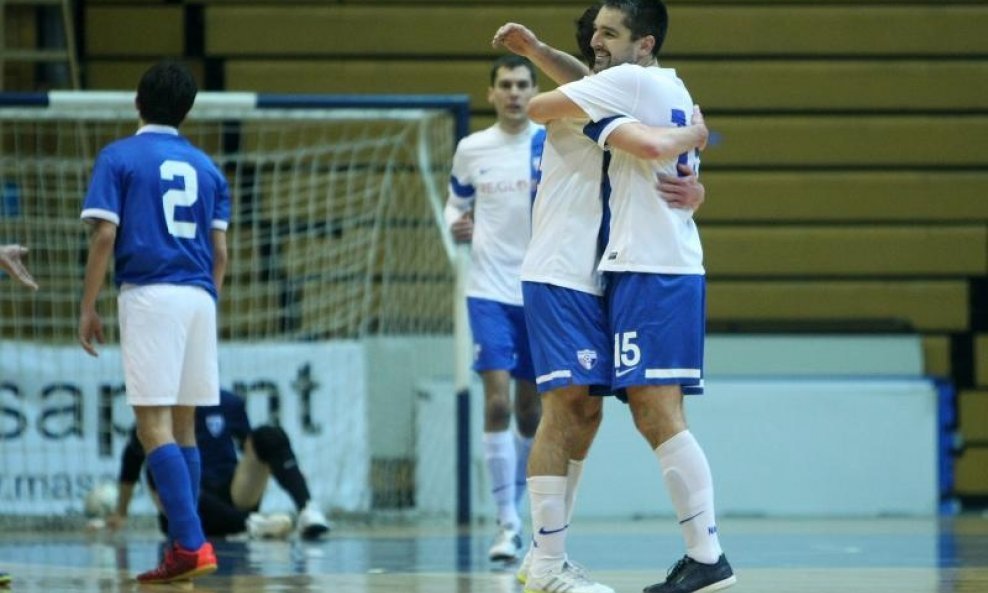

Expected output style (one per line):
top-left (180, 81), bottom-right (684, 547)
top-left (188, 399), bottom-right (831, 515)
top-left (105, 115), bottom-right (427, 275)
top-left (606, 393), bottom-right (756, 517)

top-left (526, 2), bottom-right (736, 593)
top-left (493, 5), bottom-right (709, 593)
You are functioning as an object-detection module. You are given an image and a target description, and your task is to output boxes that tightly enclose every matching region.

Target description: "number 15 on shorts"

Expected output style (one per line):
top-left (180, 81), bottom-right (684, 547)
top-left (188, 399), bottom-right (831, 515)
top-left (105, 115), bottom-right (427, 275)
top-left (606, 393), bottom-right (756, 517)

top-left (614, 331), bottom-right (641, 370)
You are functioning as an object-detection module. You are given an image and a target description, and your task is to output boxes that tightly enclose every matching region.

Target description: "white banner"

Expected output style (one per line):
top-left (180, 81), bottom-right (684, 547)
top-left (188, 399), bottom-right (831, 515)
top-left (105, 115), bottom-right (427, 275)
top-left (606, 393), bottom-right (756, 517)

top-left (0, 340), bottom-right (369, 516)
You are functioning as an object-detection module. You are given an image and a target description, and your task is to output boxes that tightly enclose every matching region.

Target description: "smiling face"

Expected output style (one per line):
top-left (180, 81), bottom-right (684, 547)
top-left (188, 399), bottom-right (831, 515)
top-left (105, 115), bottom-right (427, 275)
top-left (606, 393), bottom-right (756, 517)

top-left (590, 5), bottom-right (656, 73)
top-left (488, 65), bottom-right (538, 130)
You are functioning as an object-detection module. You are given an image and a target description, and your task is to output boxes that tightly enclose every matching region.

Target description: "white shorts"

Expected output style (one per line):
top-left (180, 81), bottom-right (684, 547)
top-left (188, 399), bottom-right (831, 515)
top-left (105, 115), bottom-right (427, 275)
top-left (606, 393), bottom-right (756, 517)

top-left (119, 284), bottom-right (220, 407)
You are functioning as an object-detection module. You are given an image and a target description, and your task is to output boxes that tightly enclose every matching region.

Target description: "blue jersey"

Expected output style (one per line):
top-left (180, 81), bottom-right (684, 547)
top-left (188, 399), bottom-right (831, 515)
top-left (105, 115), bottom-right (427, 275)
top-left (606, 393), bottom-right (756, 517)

top-left (195, 389), bottom-right (251, 486)
top-left (81, 125), bottom-right (231, 299)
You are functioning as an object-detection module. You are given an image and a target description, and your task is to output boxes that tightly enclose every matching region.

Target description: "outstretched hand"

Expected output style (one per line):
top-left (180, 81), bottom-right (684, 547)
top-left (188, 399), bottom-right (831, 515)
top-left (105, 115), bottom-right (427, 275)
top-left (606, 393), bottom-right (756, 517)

top-left (0, 244), bottom-right (38, 290)
top-left (492, 23), bottom-right (539, 56)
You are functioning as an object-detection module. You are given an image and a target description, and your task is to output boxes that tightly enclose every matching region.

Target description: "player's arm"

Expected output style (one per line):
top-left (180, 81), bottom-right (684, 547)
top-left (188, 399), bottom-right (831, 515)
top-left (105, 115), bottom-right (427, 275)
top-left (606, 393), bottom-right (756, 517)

top-left (606, 104), bottom-right (707, 159)
top-left (445, 203), bottom-right (474, 244)
top-left (492, 23), bottom-right (589, 85)
top-left (445, 147), bottom-right (476, 243)
top-left (659, 164), bottom-right (705, 211)
top-left (527, 89), bottom-right (587, 124)
top-left (212, 229), bottom-right (228, 294)
top-left (78, 220), bottom-right (116, 357)
top-left (605, 122), bottom-right (707, 162)
top-left (0, 244), bottom-right (38, 290)
top-left (107, 429), bottom-right (145, 531)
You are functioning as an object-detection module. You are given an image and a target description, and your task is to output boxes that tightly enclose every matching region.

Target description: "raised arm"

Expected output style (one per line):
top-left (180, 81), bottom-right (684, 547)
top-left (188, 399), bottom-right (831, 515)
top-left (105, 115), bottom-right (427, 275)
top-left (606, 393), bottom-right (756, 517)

top-left (492, 23), bottom-right (589, 85)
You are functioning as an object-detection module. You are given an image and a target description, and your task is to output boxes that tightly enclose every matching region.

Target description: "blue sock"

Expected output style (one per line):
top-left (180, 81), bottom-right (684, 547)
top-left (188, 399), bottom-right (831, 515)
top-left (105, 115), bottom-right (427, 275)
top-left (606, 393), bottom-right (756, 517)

top-left (147, 443), bottom-right (205, 551)
top-left (180, 446), bottom-right (201, 503)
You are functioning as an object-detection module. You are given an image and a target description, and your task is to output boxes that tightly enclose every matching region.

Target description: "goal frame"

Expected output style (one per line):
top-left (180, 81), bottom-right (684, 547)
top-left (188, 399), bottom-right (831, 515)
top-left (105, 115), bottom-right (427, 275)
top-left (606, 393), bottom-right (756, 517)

top-left (0, 91), bottom-right (476, 525)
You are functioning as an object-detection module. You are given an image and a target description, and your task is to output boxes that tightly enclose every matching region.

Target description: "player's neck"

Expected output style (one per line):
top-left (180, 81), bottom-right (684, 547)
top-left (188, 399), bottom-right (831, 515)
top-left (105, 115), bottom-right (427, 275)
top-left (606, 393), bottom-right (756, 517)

top-left (497, 119), bottom-right (529, 135)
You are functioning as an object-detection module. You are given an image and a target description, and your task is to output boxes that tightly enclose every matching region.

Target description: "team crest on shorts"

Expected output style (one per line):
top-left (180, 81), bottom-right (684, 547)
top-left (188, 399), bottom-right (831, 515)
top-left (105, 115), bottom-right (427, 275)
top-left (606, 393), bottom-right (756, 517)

top-left (576, 349), bottom-right (598, 370)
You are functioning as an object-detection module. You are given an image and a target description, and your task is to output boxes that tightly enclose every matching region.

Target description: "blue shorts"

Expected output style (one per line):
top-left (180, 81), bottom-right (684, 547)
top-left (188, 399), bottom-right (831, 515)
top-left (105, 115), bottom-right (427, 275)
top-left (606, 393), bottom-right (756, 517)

top-left (521, 282), bottom-right (611, 394)
top-left (606, 273), bottom-right (705, 395)
top-left (467, 297), bottom-right (535, 382)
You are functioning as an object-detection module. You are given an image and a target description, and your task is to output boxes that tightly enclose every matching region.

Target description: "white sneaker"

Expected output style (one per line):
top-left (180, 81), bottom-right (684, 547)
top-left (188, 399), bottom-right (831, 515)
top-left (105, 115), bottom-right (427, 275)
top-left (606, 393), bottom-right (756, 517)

top-left (247, 512), bottom-right (293, 539)
top-left (519, 553), bottom-right (588, 586)
top-left (516, 547), bottom-right (533, 583)
top-left (524, 562), bottom-right (614, 593)
top-left (297, 501), bottom-right (331, 540)
top-left (488, 525), bottom-right (523, 561)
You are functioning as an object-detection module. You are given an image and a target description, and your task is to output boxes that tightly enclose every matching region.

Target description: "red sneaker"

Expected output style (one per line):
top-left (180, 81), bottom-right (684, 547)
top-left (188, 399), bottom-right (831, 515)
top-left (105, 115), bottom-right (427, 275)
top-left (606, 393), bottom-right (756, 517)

top-left (136, 542), bottom-right (217, 584)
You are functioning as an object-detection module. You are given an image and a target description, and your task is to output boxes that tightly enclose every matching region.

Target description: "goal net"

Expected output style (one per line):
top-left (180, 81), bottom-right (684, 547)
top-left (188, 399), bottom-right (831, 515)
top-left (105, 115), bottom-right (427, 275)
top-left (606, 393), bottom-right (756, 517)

top-left (0, 91), bottom-right (469, 527)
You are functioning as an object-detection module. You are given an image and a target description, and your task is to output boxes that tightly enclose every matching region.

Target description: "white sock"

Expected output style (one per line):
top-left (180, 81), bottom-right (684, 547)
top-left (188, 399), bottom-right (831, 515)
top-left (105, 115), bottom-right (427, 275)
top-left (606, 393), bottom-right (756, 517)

top-left (484, 430), bottom-right (519, 529)
top-left (514, 432), bottom-right (533, 508)
top-left (655, 430), bottom-right (723, 564)
top-left (565, 458), bottom-right (585, 525)
top-left (528, 475), bottom-right (568, 576)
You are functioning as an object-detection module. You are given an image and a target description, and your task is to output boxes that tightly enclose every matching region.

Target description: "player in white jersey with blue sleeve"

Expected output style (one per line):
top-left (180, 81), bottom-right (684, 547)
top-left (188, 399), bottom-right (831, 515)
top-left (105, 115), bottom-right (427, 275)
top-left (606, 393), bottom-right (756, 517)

top-left (444, 55), bottom-right (543, 562)
top-left (77, 61), bottom-right (229, 585)
top-left (493, 9), bottom-right (710, 593)
top-left (526, 2), bottom-right (736, 593)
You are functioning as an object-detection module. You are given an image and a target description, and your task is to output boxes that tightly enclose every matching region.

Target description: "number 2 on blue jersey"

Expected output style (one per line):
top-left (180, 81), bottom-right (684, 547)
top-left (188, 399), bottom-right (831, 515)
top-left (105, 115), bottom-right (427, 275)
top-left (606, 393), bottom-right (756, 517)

top-left (160, 160), bottom-right (198, 239)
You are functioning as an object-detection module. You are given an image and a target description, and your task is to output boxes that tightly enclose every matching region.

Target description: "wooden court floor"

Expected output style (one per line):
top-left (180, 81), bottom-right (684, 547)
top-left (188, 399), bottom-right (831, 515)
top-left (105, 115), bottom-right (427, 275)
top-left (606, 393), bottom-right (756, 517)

top-left (1, 516), bottom-right (987, 592)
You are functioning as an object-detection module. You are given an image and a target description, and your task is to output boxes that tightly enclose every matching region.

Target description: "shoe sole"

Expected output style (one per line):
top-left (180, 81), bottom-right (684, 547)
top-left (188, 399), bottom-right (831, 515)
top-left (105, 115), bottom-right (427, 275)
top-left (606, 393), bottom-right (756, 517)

top-left (690, 575), bottom-right (738, 593)
top-left (489, 551), bottom-right (520, 562)
top-left (301, 524), bottom-right (331, 540)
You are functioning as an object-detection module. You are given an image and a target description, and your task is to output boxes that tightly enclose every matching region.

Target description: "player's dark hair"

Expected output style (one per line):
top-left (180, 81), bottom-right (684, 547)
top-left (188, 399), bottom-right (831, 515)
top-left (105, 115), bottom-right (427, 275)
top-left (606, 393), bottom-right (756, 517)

top-left (489, 55), bottom-right (537, 87)
top-left (136, 61), bottom-right (198, 127)
top-left (576, 5), bottom-right (601, 68)
top-left (602, 0), bottom-right (669, 57)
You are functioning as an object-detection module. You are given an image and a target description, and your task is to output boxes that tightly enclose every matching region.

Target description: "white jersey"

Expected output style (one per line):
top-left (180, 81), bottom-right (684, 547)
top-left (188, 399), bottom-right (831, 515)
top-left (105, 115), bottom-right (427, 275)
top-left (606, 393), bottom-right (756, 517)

top-left (559, 63), bottom-right (705, 275)
top-left (445, 122), bottom-right (544, 305)
top-left (520, 117), bottom-right (629, 296)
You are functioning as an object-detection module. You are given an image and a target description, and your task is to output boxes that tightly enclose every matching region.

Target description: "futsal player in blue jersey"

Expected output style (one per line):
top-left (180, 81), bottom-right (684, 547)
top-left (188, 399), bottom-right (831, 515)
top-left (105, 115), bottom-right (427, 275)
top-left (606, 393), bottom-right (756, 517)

top-left (109, 389), bottom-right (332, 541)
top-left (78, 60), bottom-right (229, 584)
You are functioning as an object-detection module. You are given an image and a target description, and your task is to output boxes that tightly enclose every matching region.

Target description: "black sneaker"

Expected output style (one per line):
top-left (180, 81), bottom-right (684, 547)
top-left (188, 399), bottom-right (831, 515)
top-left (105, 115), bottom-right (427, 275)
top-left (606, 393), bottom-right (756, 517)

top-left (643, 554), bottom-right (736, 593)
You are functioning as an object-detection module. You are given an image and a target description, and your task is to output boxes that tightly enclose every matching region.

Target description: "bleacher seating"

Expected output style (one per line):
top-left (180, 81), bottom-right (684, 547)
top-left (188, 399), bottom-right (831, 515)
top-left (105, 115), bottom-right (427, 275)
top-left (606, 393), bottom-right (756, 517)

top-left (13, 0), bottom-right (988, 500)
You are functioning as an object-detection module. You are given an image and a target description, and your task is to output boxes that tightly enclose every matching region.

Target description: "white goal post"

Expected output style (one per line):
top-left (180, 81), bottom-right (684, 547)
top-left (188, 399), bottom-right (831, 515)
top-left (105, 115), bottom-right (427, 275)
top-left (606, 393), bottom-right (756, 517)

top-left (0, 91), bottom-right (473, 526)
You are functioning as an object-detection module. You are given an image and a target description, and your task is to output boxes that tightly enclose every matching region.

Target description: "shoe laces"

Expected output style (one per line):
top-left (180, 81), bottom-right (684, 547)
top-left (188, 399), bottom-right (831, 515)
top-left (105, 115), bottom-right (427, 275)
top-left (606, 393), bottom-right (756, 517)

top-left (564, 558), bottom-right (590, 579)
top-left (561, 561), bottom-right (595, 585)
top-left (666, 555), bottom-right (693, 580)
top-left (143, 548), bottom-right (180, 578)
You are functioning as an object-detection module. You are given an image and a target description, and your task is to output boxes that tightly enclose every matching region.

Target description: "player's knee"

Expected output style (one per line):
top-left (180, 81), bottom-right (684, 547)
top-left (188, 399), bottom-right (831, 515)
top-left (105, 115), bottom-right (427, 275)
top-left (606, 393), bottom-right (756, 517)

top-left (515, 407), bottom-right (540, 437)
top-left (250, 425), bottom-right (293, 464)
top-left (485, 397), bottom-right (512, 426)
